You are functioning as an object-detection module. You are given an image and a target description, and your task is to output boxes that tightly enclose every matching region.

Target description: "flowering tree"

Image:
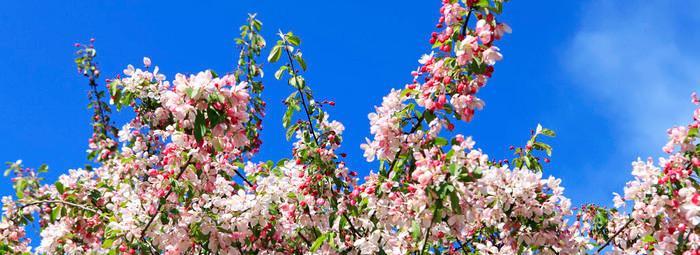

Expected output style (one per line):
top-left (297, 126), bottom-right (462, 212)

top-left (1, 0), bottom-right (699, 254)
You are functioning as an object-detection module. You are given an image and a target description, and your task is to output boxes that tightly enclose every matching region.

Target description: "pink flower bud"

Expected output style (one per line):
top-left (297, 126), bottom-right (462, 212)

top-left (148, 204), bottom-right (157, 215)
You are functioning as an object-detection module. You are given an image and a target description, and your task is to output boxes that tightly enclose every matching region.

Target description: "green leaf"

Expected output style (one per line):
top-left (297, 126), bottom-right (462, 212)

top-left (533, 142), bottom-right (553, 156)
top-left (185, 87), bottom-right (198, 99)
top-left (267, 45), bottom-right (282, 63)
top-left (252, 19), bottom-right (262, 31)
top-left (476, 0), bottom-right (490, 9)
top-left (594, 210), bottom-right (609, 230)
top-left (275, 65), bottom-right (289, 80)
top-left (194, 111), bottom-right (207, 142)
top-left (540, 128), bottom-right (556, 137)
top-left (523, 156), bottom-right (532, 169)
top-left (328, 232), bottom-right (337, 249)
top-left (411, 221), bottom-right (421, 240)
top-left (449, 163), bottom-right (458, 175)
top-left (160, 211), bottom-right (170, 224)
top-left (286, 33), bottom-right (301, 46)
top-left (283, 106), bottom-right (295, 128)
top-left (423, 110), bottom-right (436, 124)
top-left (102, 239), bottom-right (114, 249)
top-left (55, 181), bottom-right (65, 195)
top-left (289, 76), bottom-right (305, 89)
top-left (449, 191), bottom-right (462, 214)
top-left (512, 158), bottom-right (522, 168)
top-left (434, 137), bottom-right (448, 146)
top-left (50, 207), bottom-right (60, 221)
top-left (207, 107), bottom-right (223, 127)
top-left (295, 53), bottom-right (307, 71)
top-left (493, 1), bottom-right (504, 14)
top-left (310, 233), bottom-right (328, 252)
top-left (15, 179), bottom-right (26, 199)
top-left (286, 123), bottom-right (298, 141)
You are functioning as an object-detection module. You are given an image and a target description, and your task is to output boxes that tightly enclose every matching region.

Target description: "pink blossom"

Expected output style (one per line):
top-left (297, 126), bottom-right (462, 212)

top-left (482, 46), bottom-right (503, 65)
top-left (441, 3), bottom-right (464, 26)
top-left (475, 19), bottom-right (493, 44)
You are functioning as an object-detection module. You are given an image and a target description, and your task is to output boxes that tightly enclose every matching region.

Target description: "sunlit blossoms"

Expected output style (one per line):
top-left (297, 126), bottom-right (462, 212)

top-left (577, 94), bottom-right (700, 254)
top-left (361, 89), bottom-right (406, 162)
top-left (1, 0), bottom-right (699, 254)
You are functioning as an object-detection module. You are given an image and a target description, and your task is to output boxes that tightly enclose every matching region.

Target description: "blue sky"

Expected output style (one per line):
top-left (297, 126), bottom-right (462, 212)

top-left (1, 0), bottom-right (699, 232)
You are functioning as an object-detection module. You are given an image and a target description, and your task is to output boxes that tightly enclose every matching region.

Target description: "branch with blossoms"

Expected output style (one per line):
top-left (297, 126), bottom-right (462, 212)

top-left (235, 13), bottom-right (267, 160)
top-left (19, 200), bottom-right (103, 218)
top-left (75, 40), bottom-right (119, 163)
top-left (575, 94), bottom-right (700, 254)
top-left (1, 0), bottom-right (700, 254)
top-left (138, 155), bottom-right (192, 240)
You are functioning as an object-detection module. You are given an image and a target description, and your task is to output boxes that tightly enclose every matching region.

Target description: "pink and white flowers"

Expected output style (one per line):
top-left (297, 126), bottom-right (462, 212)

top-left (2, 1), bottom-right (699, 254)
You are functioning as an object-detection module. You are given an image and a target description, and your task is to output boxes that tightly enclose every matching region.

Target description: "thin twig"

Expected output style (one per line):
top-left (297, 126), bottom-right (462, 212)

top-left (89, 78), bottom-right (108, 134)
top-left (460, 8), bottom-right (474, 37)
top-left (419, 206), bottom-right (439, 255)
top-left (342, 212), bottom-right (360, 233)
top-left (385, 8), bottom-right (473, 176)
top-left (298, 231), bottom-right (312, 246)
top-left (279, 34), bottom-right (362, 241)
top-left (596, 218), bottom-right (633, 253)
top-left (20, 200), bottom-right (104, 218)
top-left (234, 169), bottom-right (254, 187)
top-left (140, 156), bottom-right (193, 239)
top-left (280, 37), bottom-right (319, 145)
top-left (386, 114), bottom-right (425, 177)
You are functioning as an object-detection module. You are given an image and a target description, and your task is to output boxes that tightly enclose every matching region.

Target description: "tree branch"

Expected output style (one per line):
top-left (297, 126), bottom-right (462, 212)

top-left (460, 8), bottom-right (474, 37)
top-left (140, 156), bottom-right (193, 240)
top-left (386, 114), bottom-right (425, 177)
top-left (387, 8), bottom-right (474, 177)
top-left (279, 35), bottom-right (363, 242)
top-left (419, 206), bottom-right (439, 255)
top-left (596, 218), bottom-right (633, 254)
top-left (234, 169), bottom-right (254, 187)
top-left (89, 79), bottom-right (106, 130)
top-left (20, 199), bottom-right (104, 218)
top-left (280, 38), bottom-right (319, 145)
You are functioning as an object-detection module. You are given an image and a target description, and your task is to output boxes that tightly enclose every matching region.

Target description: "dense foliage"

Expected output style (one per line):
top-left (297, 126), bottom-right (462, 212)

top-left (1, 0), bottom-right (699, 254)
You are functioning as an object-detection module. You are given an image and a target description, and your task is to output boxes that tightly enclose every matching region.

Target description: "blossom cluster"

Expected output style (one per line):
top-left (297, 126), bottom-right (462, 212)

top-left (1, 0), bottom-right (699, 254)
top-left (572, 94), bottom-right (700, 254)
top-left (361, 0), bottom-right (510, 163)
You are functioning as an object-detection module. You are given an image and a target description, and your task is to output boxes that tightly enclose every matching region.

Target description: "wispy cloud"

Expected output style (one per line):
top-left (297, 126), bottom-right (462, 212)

top-left (564, 0), bottom-right (700, 154)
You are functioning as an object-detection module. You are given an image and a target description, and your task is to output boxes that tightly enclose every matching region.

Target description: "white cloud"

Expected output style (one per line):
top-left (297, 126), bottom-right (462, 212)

top-left (565, 0), bottom-right (700, 154)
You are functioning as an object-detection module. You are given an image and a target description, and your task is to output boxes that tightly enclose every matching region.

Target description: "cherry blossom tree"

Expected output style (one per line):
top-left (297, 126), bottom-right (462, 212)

top-left (1, 0), bottom-right (699, 254)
